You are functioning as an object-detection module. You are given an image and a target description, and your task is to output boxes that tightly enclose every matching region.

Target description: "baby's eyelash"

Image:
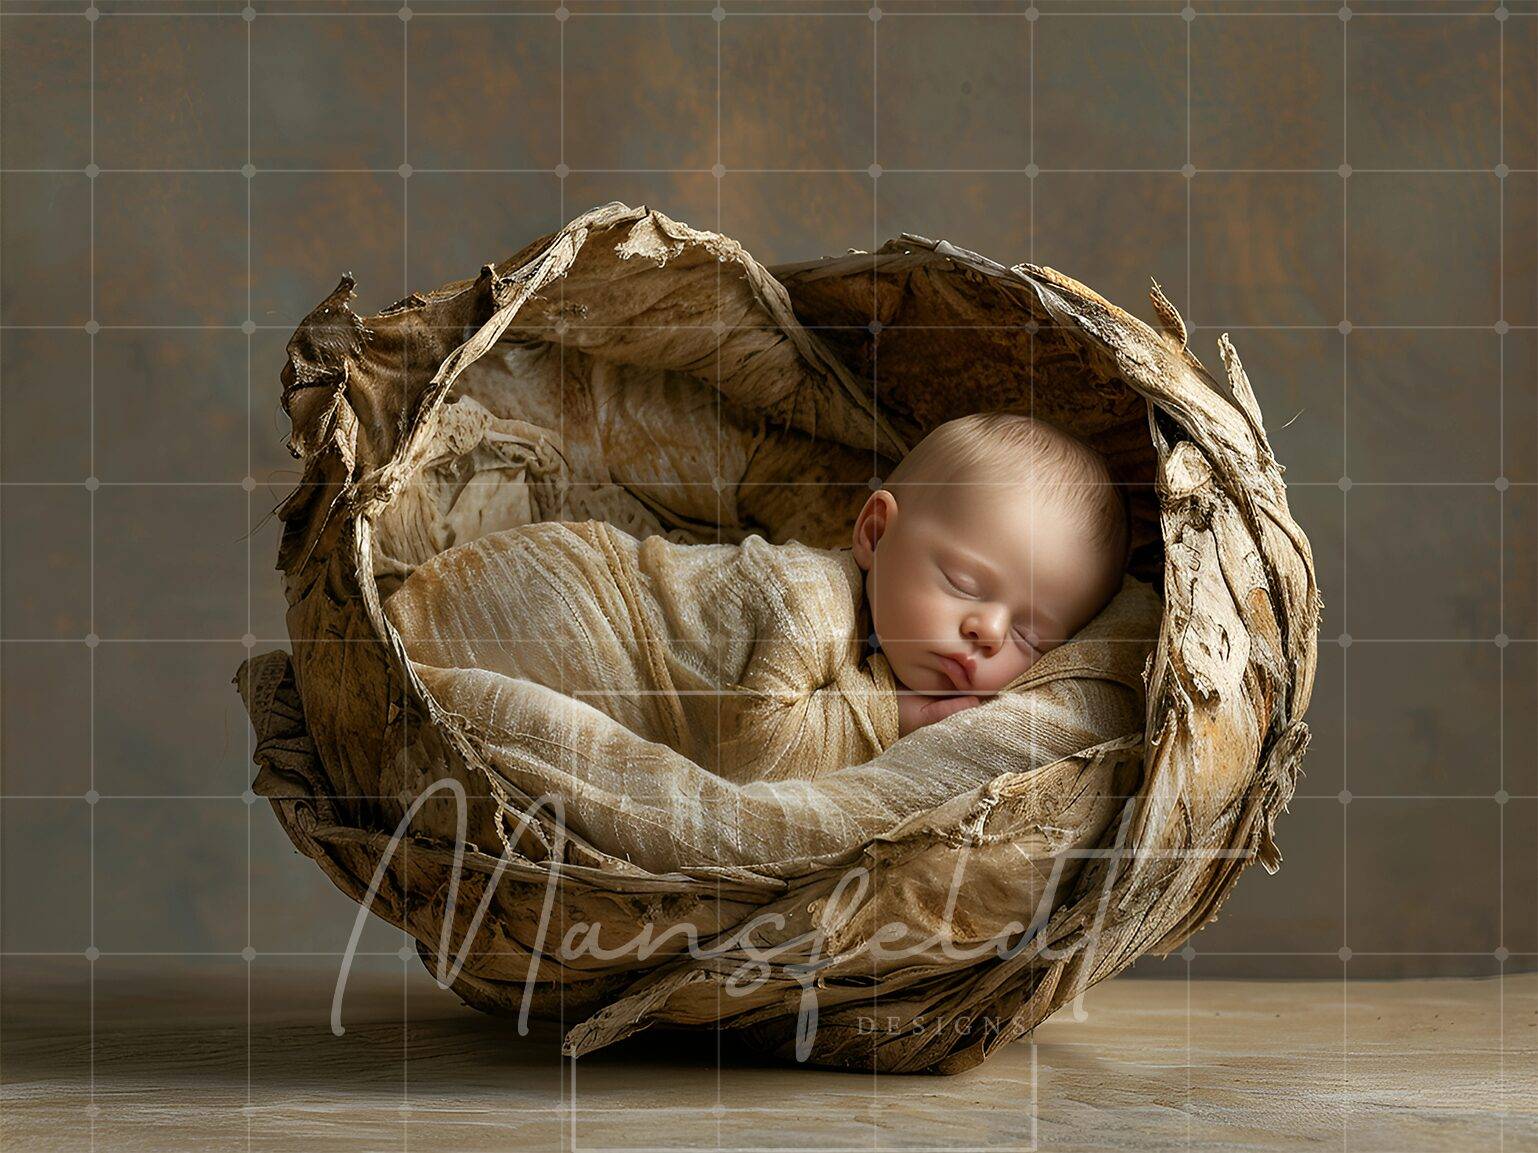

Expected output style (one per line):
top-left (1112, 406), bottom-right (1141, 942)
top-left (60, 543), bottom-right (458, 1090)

top-left (942, 571), bottom-right (975, 596)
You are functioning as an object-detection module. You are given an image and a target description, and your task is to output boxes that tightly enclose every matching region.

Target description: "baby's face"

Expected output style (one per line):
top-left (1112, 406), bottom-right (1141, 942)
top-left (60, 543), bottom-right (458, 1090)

top-left (852, 486), bottom-right (1111, 697)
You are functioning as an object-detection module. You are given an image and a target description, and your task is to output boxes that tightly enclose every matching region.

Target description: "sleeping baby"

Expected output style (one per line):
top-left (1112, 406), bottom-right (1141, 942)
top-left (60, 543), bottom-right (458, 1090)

top-left (383, 410), bottom-right (1144, 807)
top-left (856, 410), bottom-right (1130, 739)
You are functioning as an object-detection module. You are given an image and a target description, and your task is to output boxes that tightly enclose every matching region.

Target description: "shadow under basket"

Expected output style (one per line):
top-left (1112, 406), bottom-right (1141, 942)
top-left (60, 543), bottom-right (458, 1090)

top-left (234, 202), bottom-right (1320, 1075)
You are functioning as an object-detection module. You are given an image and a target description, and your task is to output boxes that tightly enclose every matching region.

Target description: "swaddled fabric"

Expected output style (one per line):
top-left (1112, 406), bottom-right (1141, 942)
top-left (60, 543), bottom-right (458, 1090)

top-left (384, 518), bottom-right (902, 783)
top-left (383, 518), bottom-right (1162, 874)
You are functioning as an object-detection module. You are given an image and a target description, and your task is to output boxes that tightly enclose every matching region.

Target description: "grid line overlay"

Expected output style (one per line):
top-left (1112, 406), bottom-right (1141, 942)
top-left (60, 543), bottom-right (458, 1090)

top-left (0, 1), bottom-right (1533, 1150)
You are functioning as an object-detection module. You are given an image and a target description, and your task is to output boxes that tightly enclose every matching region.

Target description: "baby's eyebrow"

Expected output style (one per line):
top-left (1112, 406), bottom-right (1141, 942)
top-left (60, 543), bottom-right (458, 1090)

top-left (942, 544), bottom-right (1001, 582)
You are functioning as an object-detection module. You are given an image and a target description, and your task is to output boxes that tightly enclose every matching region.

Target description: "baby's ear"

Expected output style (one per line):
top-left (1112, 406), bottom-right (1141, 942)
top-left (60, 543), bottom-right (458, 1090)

top-left (851, 490), bottom-right (894, 571)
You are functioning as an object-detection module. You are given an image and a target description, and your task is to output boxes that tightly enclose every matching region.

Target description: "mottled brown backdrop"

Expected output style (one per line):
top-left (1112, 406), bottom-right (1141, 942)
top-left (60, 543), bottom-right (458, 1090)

top-left (1, 0), bottom-right (1535, 990)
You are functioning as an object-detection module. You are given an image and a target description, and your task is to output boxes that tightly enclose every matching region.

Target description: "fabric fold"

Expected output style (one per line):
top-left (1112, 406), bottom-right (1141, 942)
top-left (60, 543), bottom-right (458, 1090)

top-left (383, 517), bottom-right (1162, 873)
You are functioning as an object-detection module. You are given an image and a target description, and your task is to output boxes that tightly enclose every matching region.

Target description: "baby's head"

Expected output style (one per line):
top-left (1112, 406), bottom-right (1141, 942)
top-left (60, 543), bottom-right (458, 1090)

top-left (852, 411), bottom-right (1130, 697)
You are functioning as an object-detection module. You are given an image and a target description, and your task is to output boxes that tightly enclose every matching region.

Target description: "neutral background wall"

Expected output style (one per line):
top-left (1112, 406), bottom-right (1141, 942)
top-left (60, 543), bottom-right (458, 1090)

top-left (0, 0), bottom-right (1533, 989)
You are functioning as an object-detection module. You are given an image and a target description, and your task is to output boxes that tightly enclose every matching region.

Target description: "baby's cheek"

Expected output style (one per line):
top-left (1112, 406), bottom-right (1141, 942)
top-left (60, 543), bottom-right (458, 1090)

top-left (917, 589), bottom-right (954, 632)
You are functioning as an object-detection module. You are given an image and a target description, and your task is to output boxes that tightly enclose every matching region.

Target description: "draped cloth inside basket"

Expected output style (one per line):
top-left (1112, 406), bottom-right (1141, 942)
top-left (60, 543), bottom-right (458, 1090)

top-left (382, 516), bottom-right (1163, 875)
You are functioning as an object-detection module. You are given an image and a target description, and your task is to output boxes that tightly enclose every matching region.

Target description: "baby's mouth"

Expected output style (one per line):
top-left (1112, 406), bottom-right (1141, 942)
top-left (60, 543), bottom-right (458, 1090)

top-left (934, 653), bottom-right (973, 691)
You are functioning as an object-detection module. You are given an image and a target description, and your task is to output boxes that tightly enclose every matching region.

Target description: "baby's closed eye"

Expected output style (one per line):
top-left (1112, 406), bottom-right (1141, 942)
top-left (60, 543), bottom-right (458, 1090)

top-left (941, 569), bottom-right (1039, 652)
top-left (940, 568), bottom-right (975, 595)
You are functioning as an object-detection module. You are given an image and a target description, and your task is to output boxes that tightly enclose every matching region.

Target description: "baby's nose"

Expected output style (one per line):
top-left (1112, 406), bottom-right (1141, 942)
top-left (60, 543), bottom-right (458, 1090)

top-left (965, 607), bottom-right (1010, 644)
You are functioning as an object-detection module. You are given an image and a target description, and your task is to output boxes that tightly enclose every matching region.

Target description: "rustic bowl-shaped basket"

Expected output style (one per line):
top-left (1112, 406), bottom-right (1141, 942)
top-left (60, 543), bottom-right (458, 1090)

top-left (235, 202), bottom-right (1319, 1075)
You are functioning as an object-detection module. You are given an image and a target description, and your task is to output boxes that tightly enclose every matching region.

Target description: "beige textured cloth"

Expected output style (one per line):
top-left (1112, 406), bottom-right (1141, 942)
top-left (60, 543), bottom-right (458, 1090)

top-left (383, 518), bottom-right (1162, 874)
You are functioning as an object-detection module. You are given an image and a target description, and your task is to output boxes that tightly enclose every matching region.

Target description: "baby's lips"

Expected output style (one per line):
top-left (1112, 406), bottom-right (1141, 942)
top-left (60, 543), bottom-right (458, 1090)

top-left (934, 652), bottom-right (975, 691)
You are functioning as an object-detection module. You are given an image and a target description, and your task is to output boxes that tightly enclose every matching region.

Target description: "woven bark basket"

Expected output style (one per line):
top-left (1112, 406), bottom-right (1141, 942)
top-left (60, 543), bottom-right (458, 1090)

top-left (234, 201), bottom-right (1320, 1075)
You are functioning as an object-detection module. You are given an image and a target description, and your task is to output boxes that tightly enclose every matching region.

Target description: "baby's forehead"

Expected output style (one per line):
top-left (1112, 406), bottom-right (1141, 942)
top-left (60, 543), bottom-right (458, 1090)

top-left (921, 489), bottom-right (1091, 572)
top-left (944, 477), bottom-right (1078, 526)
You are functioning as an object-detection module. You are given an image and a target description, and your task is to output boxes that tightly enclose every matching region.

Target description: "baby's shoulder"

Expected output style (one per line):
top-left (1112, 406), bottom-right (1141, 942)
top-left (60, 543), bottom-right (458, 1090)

top-left (739, 533), bottom-right (855, 574)
top-left (735, 536), bottom-right (863, 617)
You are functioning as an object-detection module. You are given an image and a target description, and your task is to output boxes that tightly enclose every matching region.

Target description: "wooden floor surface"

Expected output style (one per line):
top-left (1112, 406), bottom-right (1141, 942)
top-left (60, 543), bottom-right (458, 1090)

top-left (1, 958), bottom-right (1533, 1151)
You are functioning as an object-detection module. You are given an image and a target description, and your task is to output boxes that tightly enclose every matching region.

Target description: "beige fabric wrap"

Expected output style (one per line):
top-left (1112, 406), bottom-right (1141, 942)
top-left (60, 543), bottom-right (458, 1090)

top-left (383, 517), bottom-right (1161, 875)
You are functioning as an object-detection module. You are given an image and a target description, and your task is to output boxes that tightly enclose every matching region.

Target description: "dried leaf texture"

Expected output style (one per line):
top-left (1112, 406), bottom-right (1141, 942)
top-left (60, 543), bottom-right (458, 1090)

top-left (235, 203), bottom-right (1320, 1074)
